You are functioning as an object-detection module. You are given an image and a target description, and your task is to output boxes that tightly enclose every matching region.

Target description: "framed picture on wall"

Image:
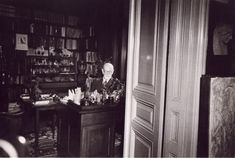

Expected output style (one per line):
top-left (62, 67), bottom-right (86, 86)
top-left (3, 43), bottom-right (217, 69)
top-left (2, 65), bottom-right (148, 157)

top-left (15, 33), bottom-right (28, 51)
top-left (213, 23), bottom-right (233, 55)
top-left (205, 0), bottom-right (235, 75)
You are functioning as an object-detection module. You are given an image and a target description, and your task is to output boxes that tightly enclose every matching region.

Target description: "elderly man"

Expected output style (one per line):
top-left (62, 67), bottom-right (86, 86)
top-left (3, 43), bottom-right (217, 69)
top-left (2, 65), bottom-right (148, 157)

top-left (90, 62), bottom-right (121, 94)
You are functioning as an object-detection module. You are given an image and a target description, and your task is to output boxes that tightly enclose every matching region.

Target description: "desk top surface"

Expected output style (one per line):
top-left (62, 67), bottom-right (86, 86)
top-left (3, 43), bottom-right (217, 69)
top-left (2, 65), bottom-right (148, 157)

top-left (19, 97), bottom-right (63, 110)
top-left (67, 100), bottom-right (118, 112)
top-left (19, 95), bottom-right (121, 112)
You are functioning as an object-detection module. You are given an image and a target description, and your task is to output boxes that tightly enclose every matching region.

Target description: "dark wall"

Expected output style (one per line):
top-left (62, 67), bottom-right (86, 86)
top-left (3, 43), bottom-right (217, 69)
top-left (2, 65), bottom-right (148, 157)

top-left (94, 0), bottom-right (128, 79)
top-left (206, 0), bottom-right (235, 76)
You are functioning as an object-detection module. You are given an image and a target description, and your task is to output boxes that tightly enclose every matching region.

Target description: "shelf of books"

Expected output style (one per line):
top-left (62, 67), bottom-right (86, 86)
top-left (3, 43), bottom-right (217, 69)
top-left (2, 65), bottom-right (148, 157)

top-left (0, 3), bottom-right (100, 90)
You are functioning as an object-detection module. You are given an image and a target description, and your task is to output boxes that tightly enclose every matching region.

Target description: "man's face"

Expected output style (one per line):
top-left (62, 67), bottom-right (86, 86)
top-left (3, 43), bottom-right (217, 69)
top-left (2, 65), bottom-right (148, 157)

top-left (102, 64), bottom-right (114, 80)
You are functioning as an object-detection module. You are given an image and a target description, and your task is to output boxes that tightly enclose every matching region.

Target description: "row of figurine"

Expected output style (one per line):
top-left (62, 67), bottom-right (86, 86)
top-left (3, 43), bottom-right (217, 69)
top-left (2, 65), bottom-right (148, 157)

top-left (62, 87), bottom-right (122, 106)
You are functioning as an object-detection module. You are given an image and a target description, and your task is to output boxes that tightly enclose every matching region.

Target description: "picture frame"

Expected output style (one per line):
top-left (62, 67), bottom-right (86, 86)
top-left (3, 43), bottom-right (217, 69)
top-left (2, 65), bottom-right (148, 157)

top-left (205, 0), bottom-right (234, 75)
top-left (15, 33), bottom-right (28, 51)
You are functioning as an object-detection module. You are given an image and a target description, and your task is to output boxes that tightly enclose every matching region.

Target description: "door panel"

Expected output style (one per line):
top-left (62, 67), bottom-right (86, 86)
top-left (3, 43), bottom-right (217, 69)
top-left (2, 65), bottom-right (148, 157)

top-left (134, 131), bottom-right (153, 157)
top-left (163, 0), bottom-right (209, 157)
top-left (136, 100), bottom-right (154, 131)
top-left (132, 0), bottom-right (161, 156)
top-left (163, 0), bottom-right (185, 156)
top-left (138, 0), bottom-right (156, 85)
top-left (124, 0), bottom-right (170, 157)
top-left (81, 124), bottom-right (113, 157)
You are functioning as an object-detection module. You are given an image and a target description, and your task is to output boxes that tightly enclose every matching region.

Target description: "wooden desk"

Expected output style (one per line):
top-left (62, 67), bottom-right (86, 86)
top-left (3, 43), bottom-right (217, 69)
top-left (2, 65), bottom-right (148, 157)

top-left (19, 98), bottom-right (64, 156)
top-left (20, 98), bottom-right (123, 157)
top-left (57, 101), bottom-right (119, 157)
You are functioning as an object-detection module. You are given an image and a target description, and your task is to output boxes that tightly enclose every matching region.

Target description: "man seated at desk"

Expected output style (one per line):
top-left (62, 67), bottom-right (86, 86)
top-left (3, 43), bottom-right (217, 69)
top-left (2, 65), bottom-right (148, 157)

top-left (89, 62), bottom-right (122, 95)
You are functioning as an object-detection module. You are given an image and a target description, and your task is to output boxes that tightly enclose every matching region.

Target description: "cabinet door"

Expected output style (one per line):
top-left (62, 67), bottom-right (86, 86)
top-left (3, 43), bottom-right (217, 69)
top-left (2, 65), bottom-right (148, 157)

top-left (57, 109), bottom-right (70, 155)
top-left (80, 123), bottom-right (115, 157)
top-left (67, 111), bottom-right (81, 156)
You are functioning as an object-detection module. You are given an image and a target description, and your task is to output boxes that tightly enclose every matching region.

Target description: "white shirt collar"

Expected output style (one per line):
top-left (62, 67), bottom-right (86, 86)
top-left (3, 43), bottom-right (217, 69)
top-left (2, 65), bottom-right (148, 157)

top-left (103, 77), bottom-right (111, 83)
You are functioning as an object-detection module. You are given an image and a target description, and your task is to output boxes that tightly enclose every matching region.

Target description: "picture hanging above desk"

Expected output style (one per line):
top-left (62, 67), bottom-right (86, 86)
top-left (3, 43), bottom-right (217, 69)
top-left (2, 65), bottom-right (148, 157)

top-left (15, 33), bottom-right (28, 51)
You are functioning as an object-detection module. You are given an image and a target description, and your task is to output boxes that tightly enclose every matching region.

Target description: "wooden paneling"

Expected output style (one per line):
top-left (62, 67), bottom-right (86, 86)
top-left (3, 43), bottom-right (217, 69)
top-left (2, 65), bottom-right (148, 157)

top-left (163, 0), bottom-right (185, 156)
top-left (81, 124), bottom-right (113, 157)
top-left (169, 111), bottom-right (179, 143)
top-left (168, 0), bottom-right (184, 101)
top-left (134, 132), bottom-right (152, 157)
top-left (81, 111), bottom-right (115, 125)
top-left (136, 100), bottom-right (154, 131)
top-left (169, 153), bottom-right (177, 157)
top-left (57, 104), bottom-right (116, 157)
top-left (138, 0), bottom-right (156, 85)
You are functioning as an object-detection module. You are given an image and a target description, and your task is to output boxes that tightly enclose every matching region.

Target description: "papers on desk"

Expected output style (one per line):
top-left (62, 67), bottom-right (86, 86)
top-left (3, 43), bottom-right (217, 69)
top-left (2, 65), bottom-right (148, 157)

top-left (20, 93), bottom-right (53, 101)
top-left (33, 100), bottom-right (50, 106)
top-left (20, 94), bottom-right (30, 100)
top-left (40, 94), bottom-right (52, 100)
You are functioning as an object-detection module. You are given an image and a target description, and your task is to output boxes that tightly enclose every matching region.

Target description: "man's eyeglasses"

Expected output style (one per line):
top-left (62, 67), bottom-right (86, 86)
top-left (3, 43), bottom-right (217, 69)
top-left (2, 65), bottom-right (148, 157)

top-left (103, 70), bottom-right (113, 74)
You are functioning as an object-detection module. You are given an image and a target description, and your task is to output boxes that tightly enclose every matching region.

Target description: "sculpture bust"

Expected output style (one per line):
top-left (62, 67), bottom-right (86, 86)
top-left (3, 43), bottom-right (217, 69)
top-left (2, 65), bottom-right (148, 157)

top-left (213, 23), bottom-right (233, 55)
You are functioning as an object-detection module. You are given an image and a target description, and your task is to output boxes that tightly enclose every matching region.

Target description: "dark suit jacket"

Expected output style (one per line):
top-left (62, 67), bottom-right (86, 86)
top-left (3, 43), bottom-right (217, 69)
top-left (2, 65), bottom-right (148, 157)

top-left (90, 77), bottom-right (121, 94)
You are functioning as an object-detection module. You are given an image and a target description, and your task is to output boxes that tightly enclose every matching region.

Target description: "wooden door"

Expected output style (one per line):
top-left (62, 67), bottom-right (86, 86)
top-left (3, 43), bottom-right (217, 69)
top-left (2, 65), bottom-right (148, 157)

top-left (162, 0), bottom-right (209, 157)
top-left (123, 0), bottom-right (170, 157)
top-left (124, 0), bottom-right (209, 157)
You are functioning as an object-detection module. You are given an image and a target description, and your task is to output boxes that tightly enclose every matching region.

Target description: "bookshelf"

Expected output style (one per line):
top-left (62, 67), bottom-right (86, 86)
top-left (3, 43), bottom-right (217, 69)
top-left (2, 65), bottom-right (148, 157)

top-left (0, 4), bottom-right (100, 92)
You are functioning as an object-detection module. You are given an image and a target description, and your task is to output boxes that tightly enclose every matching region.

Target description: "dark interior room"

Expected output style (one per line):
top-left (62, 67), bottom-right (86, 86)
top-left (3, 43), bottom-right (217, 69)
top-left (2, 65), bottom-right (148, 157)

top-left (1, 0), bottom-right (235, 157)
top-left (0, 0), bottom-right (128, 157)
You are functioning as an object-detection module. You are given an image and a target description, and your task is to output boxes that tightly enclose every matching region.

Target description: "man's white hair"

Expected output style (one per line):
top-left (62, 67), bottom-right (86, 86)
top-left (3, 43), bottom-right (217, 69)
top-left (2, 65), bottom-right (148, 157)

top-left (103, 62), bottom-right (114, 71)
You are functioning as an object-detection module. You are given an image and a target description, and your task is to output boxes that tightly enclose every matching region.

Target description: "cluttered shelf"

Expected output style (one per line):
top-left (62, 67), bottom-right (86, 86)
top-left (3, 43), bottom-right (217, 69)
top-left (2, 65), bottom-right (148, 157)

top-left (39, 82), bottom-right (77, 89)
top-left (0, 6), bottom-right (99, 91)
